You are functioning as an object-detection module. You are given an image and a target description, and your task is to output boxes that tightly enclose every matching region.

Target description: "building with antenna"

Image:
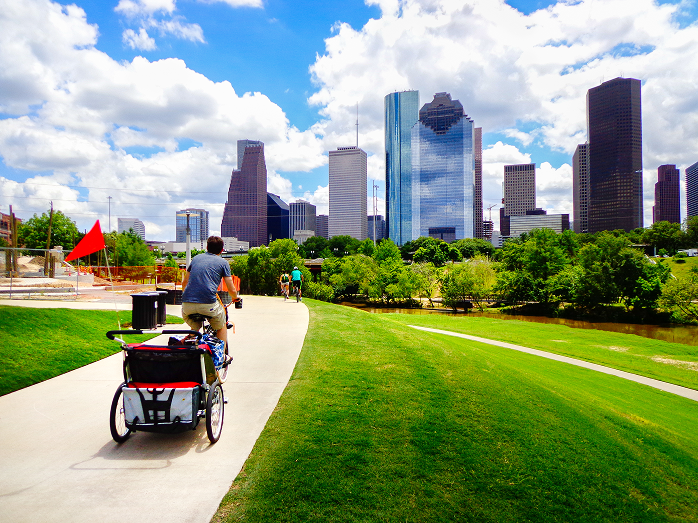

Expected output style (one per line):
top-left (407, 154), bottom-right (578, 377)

top-left (329, 146), bottom-right (368, 240)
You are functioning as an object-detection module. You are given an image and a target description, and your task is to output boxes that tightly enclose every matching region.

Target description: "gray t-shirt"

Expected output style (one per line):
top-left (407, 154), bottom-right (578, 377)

top-left (182, 252), bottom-right (231, 304)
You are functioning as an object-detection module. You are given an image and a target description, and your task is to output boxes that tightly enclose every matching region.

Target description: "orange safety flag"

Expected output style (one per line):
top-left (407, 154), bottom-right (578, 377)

top-left (65, 220), bottom-right (106, 262)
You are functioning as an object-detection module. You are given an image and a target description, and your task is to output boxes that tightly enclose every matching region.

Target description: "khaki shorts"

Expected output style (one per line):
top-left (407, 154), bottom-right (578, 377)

top-left (182, 301), bottom-right (226, 330)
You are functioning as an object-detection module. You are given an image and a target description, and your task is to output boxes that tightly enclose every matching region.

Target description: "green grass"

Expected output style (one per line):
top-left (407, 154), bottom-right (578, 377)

top-left (387, 313), bottom-right (698, 391)
top-left (657, 256), bottom-right (698, 278)
top-left (214, 300), bottom-right (698, 522)
top-left (0, 306), bottom-right (184, 396)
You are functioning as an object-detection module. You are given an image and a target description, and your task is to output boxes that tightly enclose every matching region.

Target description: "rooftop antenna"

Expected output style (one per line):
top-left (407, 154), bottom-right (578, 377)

top-left (355, 102), bottom-right (359, 147)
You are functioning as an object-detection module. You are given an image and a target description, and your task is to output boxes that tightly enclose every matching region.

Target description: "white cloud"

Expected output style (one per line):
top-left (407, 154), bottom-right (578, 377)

top-left (309, 0), bottom-right (698, 227)
top-left (122, 28), bottom-right (157, 50)
top-left (0, 0), bottom-right (324, 240)
top-left (197, 0), bottom-right (263, 7)
top-left (116, 0), bottom-right (176, 17)
top-left (301, 185), bottom-right (329, 215)
top-left (149, 18), bottom-right (205, 43)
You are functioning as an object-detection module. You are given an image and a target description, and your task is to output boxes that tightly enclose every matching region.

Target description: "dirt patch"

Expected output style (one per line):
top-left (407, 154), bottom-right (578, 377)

top-left (595, 345), bottom-right (630, 352)
top-left (550, 339), bottom-right (569, 343)
top-left (651, 357), bottom-right (698, 371)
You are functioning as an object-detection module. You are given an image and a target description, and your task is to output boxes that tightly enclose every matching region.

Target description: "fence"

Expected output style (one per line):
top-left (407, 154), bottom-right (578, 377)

top-left (0, 247), bottom-right (80, 298)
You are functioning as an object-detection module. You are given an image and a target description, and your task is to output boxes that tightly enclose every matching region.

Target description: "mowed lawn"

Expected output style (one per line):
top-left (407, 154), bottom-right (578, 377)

top-left (0, 306), bottom-right (182, 396)
top-left (214, 301), bottom-right (698, 522)
top-left (388, 313), bottom-right (698, 391)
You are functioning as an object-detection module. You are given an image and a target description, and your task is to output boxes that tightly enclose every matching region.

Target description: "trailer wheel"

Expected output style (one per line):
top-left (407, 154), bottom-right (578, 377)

top-left (110, 383), bottom-right (132, 443)
top-left (206, 381), bottom-right (224, 443)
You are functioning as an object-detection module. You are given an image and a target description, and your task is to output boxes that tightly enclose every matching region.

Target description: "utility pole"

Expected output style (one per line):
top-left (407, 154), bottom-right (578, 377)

top-left (108, 196), bottom-right (112, 232)
top-left (177, 211), bottom-right (193, 267)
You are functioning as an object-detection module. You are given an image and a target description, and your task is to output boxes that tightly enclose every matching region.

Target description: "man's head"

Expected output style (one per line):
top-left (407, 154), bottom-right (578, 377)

top-left (207, 236), bottom-right (224, 255)
top-left (293, 266), bottom-right (298, 270)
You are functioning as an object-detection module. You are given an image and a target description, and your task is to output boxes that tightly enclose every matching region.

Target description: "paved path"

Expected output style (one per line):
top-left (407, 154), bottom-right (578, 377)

top-left (409, 325), bottom-right (698, 402)
top-left (0, 296), bottom-right (309, 523)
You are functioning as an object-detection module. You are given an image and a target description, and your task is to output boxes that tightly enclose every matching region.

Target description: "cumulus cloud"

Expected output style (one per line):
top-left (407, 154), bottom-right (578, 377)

top-left (0, 0), bottom-right (324, 239)
top-left (309, 0), bottom-right (698, 226)
top-left (122, 28), bottom-right (157, 50)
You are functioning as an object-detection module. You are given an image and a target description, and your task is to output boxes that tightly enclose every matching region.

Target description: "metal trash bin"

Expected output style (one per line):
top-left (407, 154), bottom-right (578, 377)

top-left (131, 293), bottom-right (157, 330)
top-left (154, 290), bottom-right (168, 326)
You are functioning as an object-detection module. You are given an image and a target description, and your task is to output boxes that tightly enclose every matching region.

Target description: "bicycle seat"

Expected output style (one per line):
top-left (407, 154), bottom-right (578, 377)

top-left (187, 313), bottom-right (211, 322)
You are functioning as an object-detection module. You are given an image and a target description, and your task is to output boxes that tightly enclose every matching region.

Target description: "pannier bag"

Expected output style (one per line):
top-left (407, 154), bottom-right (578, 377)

top-left (123, 386), bottom-right (200, 431)
top-left (202, 333), bottom-right (225, 367)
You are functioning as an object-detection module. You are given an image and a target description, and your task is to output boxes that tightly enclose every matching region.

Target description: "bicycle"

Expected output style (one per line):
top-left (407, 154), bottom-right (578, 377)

top-left (292, 281), bottom-right (302, 303)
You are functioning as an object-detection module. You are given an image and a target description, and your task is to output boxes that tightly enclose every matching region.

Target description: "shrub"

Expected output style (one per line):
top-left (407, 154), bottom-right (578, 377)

top-left (304, 281), bottom-right (334, 302)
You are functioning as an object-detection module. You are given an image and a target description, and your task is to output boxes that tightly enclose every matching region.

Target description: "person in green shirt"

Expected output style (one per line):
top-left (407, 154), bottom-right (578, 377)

top-left (279, 271), bottom-right (290, 299)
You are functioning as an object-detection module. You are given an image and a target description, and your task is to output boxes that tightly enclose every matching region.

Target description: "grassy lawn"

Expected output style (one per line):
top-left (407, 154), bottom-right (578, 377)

top-left (0, 306), bottom-right (184, 396)
top-left (657, 255), bottom-right (698, 278)
top-left (388, 313), bottom-right (698, 391)
top-left (214, 300), bottom-right (698, 522)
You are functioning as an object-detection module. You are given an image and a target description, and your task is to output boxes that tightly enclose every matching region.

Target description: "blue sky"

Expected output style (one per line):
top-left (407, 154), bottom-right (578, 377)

top-left (1, 0), bottom-right (698, 240)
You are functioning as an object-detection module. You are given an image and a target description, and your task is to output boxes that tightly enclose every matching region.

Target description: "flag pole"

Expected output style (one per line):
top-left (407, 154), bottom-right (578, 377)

top-left (103, 245), bottom-right (121, 330)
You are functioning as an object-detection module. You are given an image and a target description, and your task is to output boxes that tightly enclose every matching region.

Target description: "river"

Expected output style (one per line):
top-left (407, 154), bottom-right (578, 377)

top-left (341, 303), bottom-right (698, 346)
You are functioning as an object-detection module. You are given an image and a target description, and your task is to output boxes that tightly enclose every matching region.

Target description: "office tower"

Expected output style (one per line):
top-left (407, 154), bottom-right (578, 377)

top-left (329, 146), bottom-right (368, 240)
top-left (587, 77), bottom-right (643, 232)
top-left (368, 215), bottom-right (386, 242)
top-left (267, 193), bottom-right (290, 242)
top-left (499, 163), bottom-right (536, 236)
top-left (118, 217), bottom-right (146, 241)
top-left (474, 127), bottom-right (483, 239)
top-left (509, 213), bottom-right (570, 237)
top-left (316, 215), bottom-right (329, 239)
top-left (385, 90), bottom-right (419, 246)
top-left (221, 140), bottom-right (267, 247)
top-left (573, 143), bottom-right (590, 233)
top-left (686, 161), bottom-right (698, 218)
top-left (175, 209), bottom-right (208, 246)
top-left (653, 165), bottom-right (681, 224)
top-left (411, 92), bottom-right (475, 240)
top-left (290, 200), bottom-right (317, 237)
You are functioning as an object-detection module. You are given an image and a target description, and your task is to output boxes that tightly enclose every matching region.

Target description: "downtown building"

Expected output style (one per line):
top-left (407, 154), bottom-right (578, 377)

top-left (290, 200), bottom-right (317, 242)
top-left (587, 77), bottom-right (643, 232)
top-left (686, 161), bottom-right (698, 219)
top-left (572, 143), bottom-right (590, 233)
top-left (118, 217), bottom-right (146, 241)
top-left (175, 209), bottom-right (208, 247)
top-left (499, 163), bottom-right (536, 236)
top-left (368, 215), bottom-right (386, 242)
top-left (329, 146), bottom-right (368, 240)
top-left (221, 140), bottom-right (267, 247)
top-left (385, 90), bottom-right (419, 246)
top-left (653, 164), bottom-right (681, 224)
top-left (316, 214), bottom-right (329, 239)
top-left (267, 193), bottom-right (290, 242)
top-left (411, 92), bottom-right (477, 241)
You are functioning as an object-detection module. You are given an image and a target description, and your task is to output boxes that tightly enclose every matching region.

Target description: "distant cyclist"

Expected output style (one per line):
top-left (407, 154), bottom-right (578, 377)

top-left (279, 271), bottom-right (290, 299)
top-left (291, 266), bottom-right (303, 301)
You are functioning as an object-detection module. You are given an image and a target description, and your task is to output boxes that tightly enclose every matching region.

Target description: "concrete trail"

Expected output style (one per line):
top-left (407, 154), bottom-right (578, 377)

top-left (0, 295), bottom-right (308, 523)
top-left (409, 325), bottom-right (698, 402)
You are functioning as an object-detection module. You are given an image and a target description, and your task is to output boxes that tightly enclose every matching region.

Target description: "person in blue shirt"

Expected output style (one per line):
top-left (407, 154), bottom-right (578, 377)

top-left (181, 236), bottom-right (238, 349)
top-left (290, 266), bottom-right (303, 301)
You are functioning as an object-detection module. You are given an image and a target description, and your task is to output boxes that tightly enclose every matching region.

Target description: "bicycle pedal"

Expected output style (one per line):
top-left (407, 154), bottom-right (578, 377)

top-left (223, 397), bottom-right (228, 404)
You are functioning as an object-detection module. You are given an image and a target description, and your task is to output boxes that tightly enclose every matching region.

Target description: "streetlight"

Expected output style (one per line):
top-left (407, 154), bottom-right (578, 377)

top-left (176, 211), bottom-right (192, 267)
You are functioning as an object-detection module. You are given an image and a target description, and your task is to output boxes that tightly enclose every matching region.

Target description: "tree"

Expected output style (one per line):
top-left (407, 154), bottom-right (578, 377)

top-left (298, 236), bottom-right (327, 258)
top-left (356, 238), bottom-right (376, 256)
top-left (268, 238), bottom-right (298, 258)
top-left (659, 269), bottom-right (698, 321)
top-left (328, 235), bottom-right (360, 257)
top-left (373, 239), bottom-right (401, 264)
top-left (114, 230), bottom-right (155, 267)
top-left (643, 221), bottom-right (683, 255)
top-left (451, 238), bottom-right (495, 259)
top-left (684, 216), bottom-right (698, 248)
top-left (410, 262), bottom-right (441, 307)
top-left (18, 209), bottom-right (80, 250)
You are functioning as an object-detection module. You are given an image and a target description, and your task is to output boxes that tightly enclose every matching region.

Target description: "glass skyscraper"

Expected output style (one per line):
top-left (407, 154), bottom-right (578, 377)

top-left (175, 209), bottom-right (208, 246)
top-left (411, 92), bottom-right (475, 240)
top-left (385, 90), bottom-right (419, 246)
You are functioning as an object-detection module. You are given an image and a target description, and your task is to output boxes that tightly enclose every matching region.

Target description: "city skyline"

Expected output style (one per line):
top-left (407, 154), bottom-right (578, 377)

top-left (2, 0), bottom-right (698, 241)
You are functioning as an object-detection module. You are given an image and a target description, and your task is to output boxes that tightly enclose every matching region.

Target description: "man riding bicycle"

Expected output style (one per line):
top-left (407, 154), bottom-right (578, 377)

top-left (181, 236), bottom-right (239, 350)
top-left (279, 271), bottom-right (290, 298)
top-left (291, 266), bottom-right (303, 301)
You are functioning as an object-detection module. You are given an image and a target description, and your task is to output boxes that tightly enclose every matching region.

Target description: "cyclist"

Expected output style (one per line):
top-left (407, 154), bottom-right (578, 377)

top-left (291, 265), bottom-right (303, 301)
top-left (181, 236), bottom-right (238, 351)
top-left (279, 271), bottom-right (290, 298)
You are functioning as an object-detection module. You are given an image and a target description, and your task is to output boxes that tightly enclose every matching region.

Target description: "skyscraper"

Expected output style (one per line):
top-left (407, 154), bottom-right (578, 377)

top-left (118, 217), bottom-right (146, 241)
top-left (686, 161), bottom-right (698, 219)
top-left (411, 92), bottom-right (475, 240)
top-left (385, 90), bottom-right (419, 246)
top-left (316, 214), bottom-right (329, 239)
top-left (500, 163), bottom-right (536, 236)
top-left (289, 200), bottom-right (317, 237)
top-left (573, 143), bottom-right (590, 233)
top-left (653, 165), bottom-right (681, 224)
top-left (329, 146), bottom-right (368, 240)
top-left (221, 140), bottom-right (267, 247)
top-left (175, 209), bottom-right (208, 246)
top-left (267, 193), bottom-right (289, 242)
top-left (587, 77), bottom-right (643, 232)
top-left (474, 127), bottom-right (483, 239)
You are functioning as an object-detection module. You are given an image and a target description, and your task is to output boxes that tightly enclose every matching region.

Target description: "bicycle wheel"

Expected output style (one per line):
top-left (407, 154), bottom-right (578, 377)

top-left (206, 380), bottom-right (225, 443)
top-left (295, 286), bottom-right (300, 302)
top-left (110, 383), bottom-right (131, 443)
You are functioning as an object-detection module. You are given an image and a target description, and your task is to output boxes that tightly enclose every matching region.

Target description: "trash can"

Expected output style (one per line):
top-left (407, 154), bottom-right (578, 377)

top-left (154, 290), bottom-right (168, 326)
top-left (132, 293), bottom-right (157, 330)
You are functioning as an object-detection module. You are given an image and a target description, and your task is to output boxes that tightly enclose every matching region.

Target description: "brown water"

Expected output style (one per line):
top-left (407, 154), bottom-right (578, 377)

top-left (342, 303), bottom-right (698, 346)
